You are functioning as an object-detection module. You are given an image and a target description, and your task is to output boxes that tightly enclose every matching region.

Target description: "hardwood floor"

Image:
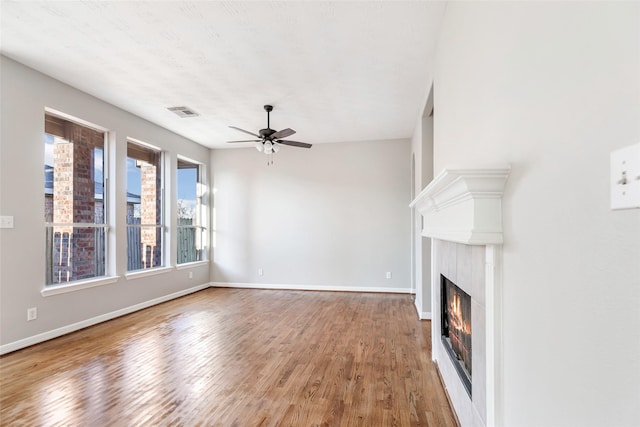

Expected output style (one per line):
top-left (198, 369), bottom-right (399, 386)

top-left (0, 288), bottom-right (456, 426)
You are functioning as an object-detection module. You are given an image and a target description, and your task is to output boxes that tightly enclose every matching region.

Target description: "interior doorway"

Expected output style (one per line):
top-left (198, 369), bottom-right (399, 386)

top-left (410, 154), bottom-right (416, 296)
top-left (418, 84), bottom-right (434, 318)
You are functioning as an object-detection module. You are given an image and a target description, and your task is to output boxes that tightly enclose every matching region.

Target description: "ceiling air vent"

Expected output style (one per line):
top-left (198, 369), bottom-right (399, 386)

top-left (168, 106), bottom-right (200, 118)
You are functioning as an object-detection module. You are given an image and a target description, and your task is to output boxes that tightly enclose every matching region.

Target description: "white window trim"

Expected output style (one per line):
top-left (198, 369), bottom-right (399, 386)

top-left (41, 276), bottom-right (119, 297)
top-left (45, 107), bottom-right (109, 133)
top-left (125, 266), bottom-right (173, 280)
top-left (175, 260), bottom-right (209, 270)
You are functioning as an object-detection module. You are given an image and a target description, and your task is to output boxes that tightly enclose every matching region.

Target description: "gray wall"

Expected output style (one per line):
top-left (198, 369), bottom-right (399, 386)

top-left (211, 140), bottom-right (411, 291)
top-left (432, 2), bottom-right (640, 426)
top-left (0, 57), bottom-right (210, 351)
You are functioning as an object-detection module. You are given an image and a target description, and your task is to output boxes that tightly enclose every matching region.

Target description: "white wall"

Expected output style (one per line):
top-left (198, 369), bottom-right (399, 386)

top-left (0, 57), bottom-right (210, 351)
top-left (211, 139), bottom-right (411, 292)
top-left (432, 2), bottom-right (640, 426)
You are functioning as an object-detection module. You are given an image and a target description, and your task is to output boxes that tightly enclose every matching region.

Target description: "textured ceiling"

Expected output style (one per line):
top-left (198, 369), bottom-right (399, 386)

top-left (0, 1), bottom-right (446, 148)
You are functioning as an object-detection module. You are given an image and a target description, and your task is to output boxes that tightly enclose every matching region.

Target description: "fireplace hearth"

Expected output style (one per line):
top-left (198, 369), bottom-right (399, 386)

top-left (441, 274), bottom-right (472, 397)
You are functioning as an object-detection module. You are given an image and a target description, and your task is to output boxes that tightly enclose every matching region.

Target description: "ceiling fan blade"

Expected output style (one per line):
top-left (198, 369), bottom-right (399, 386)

top-left (271, 128), bottom-right (296, 139)
top-left (277, 139), bottom-right (312, 149)
top-left (227, 139), bottom-right (261, 143)
top-left (229, 126), bottom-right (261, 138)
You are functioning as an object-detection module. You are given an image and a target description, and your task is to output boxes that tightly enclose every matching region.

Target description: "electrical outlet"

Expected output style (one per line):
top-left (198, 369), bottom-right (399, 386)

top-left (27, 307), bottom-right (37, 321)
top-left (188, 271), bottom-right (193, 279)
top-left (258, 268), bottom-right (263, 276)
top-left (386, 272), bottom-right (392, 279)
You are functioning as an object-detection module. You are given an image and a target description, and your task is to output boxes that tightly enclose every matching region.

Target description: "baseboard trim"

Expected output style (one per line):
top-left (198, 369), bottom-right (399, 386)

top-left (0, 283), bottom-right (210, 355)
top-left (211, 282), bottom-right (411, 294)
top-left (413, 298), bottom-right (432, 320)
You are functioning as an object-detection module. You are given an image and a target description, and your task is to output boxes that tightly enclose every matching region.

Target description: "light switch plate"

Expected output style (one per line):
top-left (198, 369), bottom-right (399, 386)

top-left (611, 143), bottom-right (640, 210)
top-left (0, 216), bottom-right (14, 228)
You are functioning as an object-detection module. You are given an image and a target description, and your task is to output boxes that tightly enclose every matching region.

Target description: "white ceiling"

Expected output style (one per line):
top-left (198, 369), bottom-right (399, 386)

top-left (0, 1), bottom-right (446, 149)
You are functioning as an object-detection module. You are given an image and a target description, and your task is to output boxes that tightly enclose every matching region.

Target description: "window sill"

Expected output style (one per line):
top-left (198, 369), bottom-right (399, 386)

top-left (125, 266), bottom-right (173, 280)
top-left (41, 276), bottom-right (120, 297)
top-left (176, 260), bottom-right (209, 270)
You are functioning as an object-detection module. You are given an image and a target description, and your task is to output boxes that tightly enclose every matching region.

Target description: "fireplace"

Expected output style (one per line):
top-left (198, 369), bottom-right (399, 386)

top-left (411, 169), bottom-right (509, 426)
top-left (441, 274), bottom-right (472, 397)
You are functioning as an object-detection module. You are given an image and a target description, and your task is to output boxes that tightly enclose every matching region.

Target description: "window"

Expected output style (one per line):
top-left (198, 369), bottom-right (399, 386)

top-left (177, 158), bottom-right (206, 264)
top-left (44, 113), bottom-right (107, 285)
top-left (126, 140), bottom-right (164, 271)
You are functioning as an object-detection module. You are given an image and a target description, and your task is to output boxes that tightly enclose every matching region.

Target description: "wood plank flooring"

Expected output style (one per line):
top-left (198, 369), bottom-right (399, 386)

top-left (0, 288), bottom-right (456, 426)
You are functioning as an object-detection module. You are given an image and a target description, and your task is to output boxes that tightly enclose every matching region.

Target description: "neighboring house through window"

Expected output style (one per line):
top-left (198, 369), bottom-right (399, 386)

top-left (126, 140), bottom-right (164, 271)
top-left (44, 112), bottom-right (107, 285)
top-left (177, 158), bottom-right (206, 264)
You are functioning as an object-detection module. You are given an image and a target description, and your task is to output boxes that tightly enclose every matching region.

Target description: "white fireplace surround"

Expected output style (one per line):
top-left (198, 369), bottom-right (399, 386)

top-left (410, 168), bottom-right (510, 427)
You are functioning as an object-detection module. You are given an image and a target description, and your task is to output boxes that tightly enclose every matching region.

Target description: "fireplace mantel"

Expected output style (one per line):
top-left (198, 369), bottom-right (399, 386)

top-left (409, 168), bottom-right (510, 245)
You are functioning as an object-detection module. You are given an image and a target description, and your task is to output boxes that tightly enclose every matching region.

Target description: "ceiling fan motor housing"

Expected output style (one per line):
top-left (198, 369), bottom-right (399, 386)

top-left (259, 128), bottom-right (276, 139)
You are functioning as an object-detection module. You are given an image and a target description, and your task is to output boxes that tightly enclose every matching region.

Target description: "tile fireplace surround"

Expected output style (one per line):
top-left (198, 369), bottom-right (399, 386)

top-left (410, 168), bottom-right (510, 427)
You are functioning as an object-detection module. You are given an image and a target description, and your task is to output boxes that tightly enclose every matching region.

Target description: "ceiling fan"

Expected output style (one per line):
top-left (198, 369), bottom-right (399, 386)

top-left (227, 105), bottom-right (312, 163)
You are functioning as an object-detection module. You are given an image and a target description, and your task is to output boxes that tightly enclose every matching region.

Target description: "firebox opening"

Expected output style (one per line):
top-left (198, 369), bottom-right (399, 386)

top-left (441, 274), bottom-right (472, 397)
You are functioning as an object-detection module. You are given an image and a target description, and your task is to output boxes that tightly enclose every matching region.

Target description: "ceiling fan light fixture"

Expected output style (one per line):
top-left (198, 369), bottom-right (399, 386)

top-left (273, 143), bottom-right (281, 153)
top-left (264, 141), bottom-right (274, 154)
top-left (255, 142), bottom-right (263, 152)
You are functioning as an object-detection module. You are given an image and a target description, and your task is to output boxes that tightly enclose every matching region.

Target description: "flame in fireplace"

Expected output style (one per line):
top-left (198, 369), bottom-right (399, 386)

top-left (445, 285), bottom-right (472, 378)
top-left (449, 293), bottom-right (471, 336)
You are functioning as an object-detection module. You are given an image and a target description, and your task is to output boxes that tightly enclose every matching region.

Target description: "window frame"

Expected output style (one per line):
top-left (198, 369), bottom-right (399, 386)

top-left (176, 156), bottom-right (207, 265)
top-left (43, 109), bottom-right (111, 287)
top-left (125, 138), bottom-right (166, 273)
